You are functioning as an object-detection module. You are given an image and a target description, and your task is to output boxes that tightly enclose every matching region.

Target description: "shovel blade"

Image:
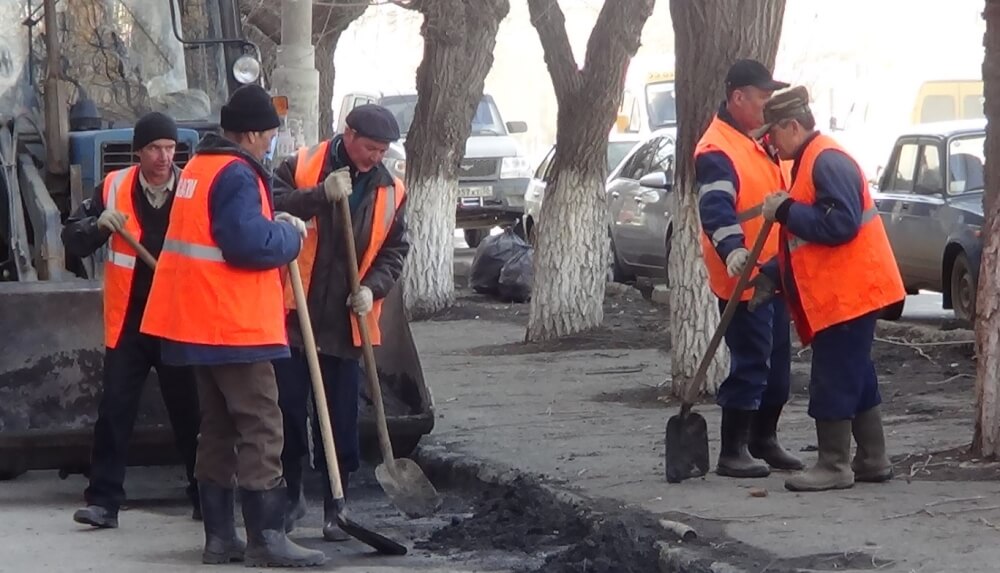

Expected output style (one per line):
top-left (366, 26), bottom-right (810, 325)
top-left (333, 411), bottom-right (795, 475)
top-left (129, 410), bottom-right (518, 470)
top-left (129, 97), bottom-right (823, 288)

top-left (331, 498), bottom-right (408, 555)
top-left (375, 458), bottom-right (443, 518)
top-left (664, 410), bottom-right (710, 483)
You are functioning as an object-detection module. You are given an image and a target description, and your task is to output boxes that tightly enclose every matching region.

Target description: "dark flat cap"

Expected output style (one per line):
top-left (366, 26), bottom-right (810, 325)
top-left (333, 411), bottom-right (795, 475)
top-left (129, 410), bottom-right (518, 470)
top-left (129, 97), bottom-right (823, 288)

top-left (725, 59), bottom-right (789, 92)
top-left (346, 104), bottom-right (400, 143)
top-left (755, 86), bottom-right (812, 138)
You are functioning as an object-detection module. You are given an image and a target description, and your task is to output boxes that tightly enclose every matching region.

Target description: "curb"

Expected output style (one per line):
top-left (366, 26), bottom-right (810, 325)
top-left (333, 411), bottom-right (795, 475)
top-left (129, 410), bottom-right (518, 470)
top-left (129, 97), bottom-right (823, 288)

top-left (413, 442), bottom-right (757, 573)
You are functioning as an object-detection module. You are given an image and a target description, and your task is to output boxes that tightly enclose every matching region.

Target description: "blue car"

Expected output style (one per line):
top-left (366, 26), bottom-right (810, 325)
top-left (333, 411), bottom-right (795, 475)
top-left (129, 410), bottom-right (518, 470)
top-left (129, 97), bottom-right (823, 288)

top-left (872, 120), bottom-right (985, 324)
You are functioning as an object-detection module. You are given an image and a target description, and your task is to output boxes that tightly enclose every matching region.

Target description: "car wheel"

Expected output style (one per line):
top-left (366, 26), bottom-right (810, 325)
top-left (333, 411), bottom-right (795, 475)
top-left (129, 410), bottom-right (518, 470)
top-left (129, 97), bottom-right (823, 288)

top-left (464, 229), bottom-right (486, 249)
top-left (608, 233), bottom-right (629, 284)
top-left (880, 299), bottom-right (905, 321)
top-left (524, 217), bottom-right (536, 247)
top-left (951, 252), bottom-right (976, 324)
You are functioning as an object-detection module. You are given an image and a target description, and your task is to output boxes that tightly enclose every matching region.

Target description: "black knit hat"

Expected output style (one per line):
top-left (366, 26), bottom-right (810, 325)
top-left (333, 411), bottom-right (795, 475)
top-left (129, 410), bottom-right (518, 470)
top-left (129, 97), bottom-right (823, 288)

top-left (132, 112), bottom-right (178, 150)
top-left (220, 85), bottom-right (281, 133)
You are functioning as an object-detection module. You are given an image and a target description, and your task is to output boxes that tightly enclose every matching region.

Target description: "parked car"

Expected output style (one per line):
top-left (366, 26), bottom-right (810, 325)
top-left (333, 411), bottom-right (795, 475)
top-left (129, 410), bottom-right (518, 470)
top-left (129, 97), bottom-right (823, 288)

top-left (872, 119), bottom-right (985, 324)
top-left (605, 130), bottom-right (676, 289)
top-left (522, 132), bottom-right (642, 242)
top-left (337, 92), bottom-right (531, 248)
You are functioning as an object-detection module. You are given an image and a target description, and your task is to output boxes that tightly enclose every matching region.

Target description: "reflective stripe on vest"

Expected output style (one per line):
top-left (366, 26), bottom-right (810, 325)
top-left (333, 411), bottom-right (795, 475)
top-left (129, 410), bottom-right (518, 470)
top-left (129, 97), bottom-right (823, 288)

top-left (282, 140), bottom-right (406, 347)
top-left (695, 116), bottom-right (790, 301)
top-left (102, 166), bottom-right (141, 349)
top-left (139, 154), bottom-right (287, 347)
top-left (779, 134), bottom-right (905, 346)
top-left (282, 141), bottom-right (330, 311)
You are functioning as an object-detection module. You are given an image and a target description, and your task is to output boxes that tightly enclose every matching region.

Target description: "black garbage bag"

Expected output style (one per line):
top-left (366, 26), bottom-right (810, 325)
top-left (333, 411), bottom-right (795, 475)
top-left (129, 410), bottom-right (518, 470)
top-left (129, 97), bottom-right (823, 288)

top-left (498, 247), bottom-right (533, 303)
top-left (470, 228), bottom-right (529, 296)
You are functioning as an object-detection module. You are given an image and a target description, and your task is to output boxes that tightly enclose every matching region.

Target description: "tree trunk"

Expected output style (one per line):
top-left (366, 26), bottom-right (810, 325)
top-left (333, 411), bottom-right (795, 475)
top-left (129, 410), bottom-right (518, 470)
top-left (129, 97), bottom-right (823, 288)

top-left (526, 0), bottom-right (655, 341)
top-left (241, 0), bottom-right (366, 139)
top-left (668, 0), bottom-right (786, 396)
top-left (974, 0), bottom-right (1000, 457)
top-left (403, 0), bottom-right (510, 317)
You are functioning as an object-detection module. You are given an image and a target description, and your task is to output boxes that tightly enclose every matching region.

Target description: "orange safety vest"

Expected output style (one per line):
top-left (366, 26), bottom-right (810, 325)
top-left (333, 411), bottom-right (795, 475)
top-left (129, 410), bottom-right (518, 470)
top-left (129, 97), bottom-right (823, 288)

top-left (283, 140), bottom-right (406, 347)
top-left (101, 166), bottom-right (141, 349)
top-left (140, 154), bottom-right (287, 347)
top-left (695, 116), bottom-right (790, 301)
top-left (779, 134), bottom-right (905, 346)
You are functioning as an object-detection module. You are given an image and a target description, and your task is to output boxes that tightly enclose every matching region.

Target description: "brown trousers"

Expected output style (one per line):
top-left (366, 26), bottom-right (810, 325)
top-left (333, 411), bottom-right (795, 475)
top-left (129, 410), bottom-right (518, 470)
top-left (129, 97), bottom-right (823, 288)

top-left (193, 362), bottom-right (284, 491)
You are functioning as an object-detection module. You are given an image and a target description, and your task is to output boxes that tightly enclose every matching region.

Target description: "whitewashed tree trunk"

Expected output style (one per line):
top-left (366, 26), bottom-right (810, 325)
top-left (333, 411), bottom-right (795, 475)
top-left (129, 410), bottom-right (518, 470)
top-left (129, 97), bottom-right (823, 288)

top-left (669, 0), bottom-right (785, 397)
top-left (403, 0), bottom-right (510, 317)
top-left (529, 169), bottom-right (607, 339)
top-left (668, 192), bottom-right (729, 393)
top-left (404, 174), bottom-right (458, 316)
top-left (974, 0), bottom-right (1000, 457)
top-left (526, 0), bottom-right (655, 342)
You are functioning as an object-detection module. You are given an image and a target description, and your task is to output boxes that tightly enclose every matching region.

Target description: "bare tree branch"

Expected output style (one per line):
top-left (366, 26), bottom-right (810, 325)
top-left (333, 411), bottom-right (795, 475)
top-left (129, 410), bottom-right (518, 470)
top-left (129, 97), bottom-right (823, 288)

top-left (527, 0), bottom-right (583, 100)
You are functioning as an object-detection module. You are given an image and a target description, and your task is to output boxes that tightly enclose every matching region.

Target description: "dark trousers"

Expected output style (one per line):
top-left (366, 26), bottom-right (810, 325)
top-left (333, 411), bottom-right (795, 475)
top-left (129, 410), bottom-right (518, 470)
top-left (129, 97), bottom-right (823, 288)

top-left (85, 331), bottom-right (199, 511)
top-left (193, 362), bottom-right (284, 491)
top-left (808, 310), bottom-right (882, 420)
top-left (274, 349), bottom-right (361, 498)
top-left (715, 297), bottom-right (791, 410)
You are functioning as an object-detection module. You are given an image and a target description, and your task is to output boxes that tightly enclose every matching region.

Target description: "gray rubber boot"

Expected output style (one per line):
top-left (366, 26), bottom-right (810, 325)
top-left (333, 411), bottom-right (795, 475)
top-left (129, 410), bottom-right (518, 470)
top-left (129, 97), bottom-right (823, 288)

top-left (851, 406), bottom-right (893, 483)
top-left (785, 420), bottom-right (855, 492)
top-left (241, 487), bottom-right (328, 568)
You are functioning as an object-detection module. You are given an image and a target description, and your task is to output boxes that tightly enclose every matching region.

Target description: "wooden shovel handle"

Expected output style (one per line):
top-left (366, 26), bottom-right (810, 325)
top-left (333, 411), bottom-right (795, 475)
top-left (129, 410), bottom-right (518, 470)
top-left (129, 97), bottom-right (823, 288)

top-left (335, 197), bottom-right (397, 466)
top-left (116, 228), bottom-right (157, 270)
top-left (682, 218), bottom-right (776, 406)
top-left (288, 259), bottom-right (347, 502)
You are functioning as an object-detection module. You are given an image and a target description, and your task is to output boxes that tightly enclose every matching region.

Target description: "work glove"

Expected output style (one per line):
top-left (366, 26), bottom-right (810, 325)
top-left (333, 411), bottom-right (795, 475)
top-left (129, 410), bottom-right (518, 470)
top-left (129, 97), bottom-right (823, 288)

top-left (725, 247), bottom-right (750, 278)
top-left (348, 286), bottom-right (373, 316)
top-left (97, 209), bottom-right (128, 233)
top-left (762, 191), bottom-right (792, 222)
top-left (324, 167), bottom-right (353, 203)
top-left (274, 211), bottom-right (308, 239)
top-left (747, 272), bottom-right (778, 312)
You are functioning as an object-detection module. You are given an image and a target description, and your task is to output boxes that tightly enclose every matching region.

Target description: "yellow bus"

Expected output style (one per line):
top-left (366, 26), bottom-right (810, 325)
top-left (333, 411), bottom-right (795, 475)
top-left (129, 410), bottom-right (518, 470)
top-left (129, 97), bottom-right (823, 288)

top-left (911, 80), bottom-right (984, 124)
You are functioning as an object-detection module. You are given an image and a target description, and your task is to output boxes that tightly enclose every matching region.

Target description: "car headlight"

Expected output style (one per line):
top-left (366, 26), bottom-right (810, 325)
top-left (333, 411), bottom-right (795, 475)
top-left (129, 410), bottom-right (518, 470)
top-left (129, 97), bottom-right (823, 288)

top-left (501, 157), bottom-right (531, 179)
top-left (233, 55), bottom-right (261, 85)
top-left (390, 158), bottom-right (406, 176)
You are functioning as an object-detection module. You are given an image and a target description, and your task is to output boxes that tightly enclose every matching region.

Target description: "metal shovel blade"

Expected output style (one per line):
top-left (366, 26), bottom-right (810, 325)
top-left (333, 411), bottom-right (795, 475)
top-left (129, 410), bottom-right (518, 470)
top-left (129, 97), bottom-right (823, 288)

top-left (664, 409), bottom-right (710, 483)
top-left (331, 498), bottom-right (408, 556)
top-left (375, 458), bottom-right (443, 518)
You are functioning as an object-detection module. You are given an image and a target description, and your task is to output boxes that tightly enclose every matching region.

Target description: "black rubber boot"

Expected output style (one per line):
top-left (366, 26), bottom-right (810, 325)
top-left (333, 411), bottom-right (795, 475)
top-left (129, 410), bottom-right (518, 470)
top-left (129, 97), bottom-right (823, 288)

top-left (716, 409), bottom-right (770, 478)
top-left (189, 482), bottom-right (203, 522)
top-left (322, 474), bottom-right (350, 542)
top-left (748, 405), bottom-right (805, 471)
top-left (72, 505), bottom-right (119, 529)
top-left (283, 460), bottom-right (307, 534)
top-left (241, 487), bottom-right (328, 568)
top-left (199, 482), bottom-right (246, 565)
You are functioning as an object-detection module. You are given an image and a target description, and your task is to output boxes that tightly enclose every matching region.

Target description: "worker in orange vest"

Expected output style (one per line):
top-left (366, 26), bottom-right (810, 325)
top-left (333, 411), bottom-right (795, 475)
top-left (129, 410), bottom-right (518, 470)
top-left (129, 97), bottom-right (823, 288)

top-left (271, 104), bottom-right (409, 540)
top-left (696, 59), bottom-right (803, 478)
top-left (61, 112), bottom-right (201, 529)
top-left (754, 86), bottom-right (905, 492)
top-left (141, 85), bottom-right (326, 567)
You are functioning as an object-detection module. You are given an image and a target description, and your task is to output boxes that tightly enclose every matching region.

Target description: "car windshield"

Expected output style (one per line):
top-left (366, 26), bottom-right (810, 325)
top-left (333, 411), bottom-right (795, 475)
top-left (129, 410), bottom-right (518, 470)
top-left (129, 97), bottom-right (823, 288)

top-left (948, 134), bottom-right (985, 193)
top-left (607, 141), bottom-right (638, 172)
top-left (645, 81), bottom-right (677, 129)
top-left (380, 95), bottom-right (506, 137)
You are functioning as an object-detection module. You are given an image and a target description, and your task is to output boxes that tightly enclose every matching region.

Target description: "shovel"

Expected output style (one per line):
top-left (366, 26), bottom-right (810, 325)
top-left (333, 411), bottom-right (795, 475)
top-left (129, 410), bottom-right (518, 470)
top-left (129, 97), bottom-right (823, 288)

top-left (116, 228), bottom-right (158, 269)
top-left (334, 197), bottom-right (443, 518)
top-left (664, 219), bottom-right (775, 483)
top-left (287, 259), bottom-right (408, 556)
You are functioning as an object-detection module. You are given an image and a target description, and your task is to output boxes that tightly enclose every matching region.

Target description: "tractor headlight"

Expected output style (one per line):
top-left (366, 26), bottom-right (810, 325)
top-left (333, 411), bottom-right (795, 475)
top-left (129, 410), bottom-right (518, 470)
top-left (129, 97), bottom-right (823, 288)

top-left (233, 55), bottom-right (261, 85)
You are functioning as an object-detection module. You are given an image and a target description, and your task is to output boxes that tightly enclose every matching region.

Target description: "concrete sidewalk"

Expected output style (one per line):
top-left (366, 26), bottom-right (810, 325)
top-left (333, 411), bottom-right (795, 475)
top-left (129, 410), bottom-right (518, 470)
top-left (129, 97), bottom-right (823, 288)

top-left (414, 318), bottom-right (999, 573)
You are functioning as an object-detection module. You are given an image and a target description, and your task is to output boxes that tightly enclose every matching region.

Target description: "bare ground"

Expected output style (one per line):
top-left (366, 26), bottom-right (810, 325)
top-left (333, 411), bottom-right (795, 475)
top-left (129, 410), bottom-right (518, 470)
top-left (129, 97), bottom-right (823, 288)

top-left (423, 286), bottom-right (988, 483)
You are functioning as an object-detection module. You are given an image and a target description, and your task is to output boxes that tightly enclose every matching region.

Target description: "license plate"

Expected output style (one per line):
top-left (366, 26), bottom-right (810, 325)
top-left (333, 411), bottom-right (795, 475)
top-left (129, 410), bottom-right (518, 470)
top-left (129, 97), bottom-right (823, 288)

top-left (459, 186), bottom-right (493, 198)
